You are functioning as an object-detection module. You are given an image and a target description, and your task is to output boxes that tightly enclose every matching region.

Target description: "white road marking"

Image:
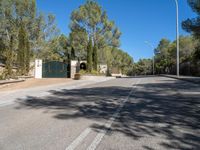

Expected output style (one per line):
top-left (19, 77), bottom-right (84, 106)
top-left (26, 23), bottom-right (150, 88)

top-left (64, 85), bottom-right (116, 150)
top-left (0, 100), bottom-right (15, 107)
top-left (87, 79), bottom-right (141, 150)
top-left (65, 128), bottom-right (91, 150)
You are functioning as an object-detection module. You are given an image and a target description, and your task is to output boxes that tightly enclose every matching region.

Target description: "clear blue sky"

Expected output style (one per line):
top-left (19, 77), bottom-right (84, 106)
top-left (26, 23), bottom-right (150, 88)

top-left (36, 0), bottom-right (196, 62)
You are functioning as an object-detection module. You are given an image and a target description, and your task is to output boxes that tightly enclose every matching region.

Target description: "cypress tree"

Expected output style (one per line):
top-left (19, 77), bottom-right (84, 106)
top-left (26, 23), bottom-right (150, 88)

top-left (71, 47), bottom-right (76, 60)
top-left (5, 36), bottom-right (14, 78)
top-left (25, 38), bottom-right (30, 74)
top-left (93, 43), bottom-right (98, 71)
top-left (17, 25), bottom-right (25, 75)
top-left (17, 24), bottom-right (30, 75)
top-left (87, 37), bottom-right (93, 72)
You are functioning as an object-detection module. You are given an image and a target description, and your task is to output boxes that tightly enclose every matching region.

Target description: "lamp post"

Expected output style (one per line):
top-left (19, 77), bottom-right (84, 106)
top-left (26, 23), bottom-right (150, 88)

top-left (174, 0), bottom-right (179, 77)
top-left (145, 41), bottom-right (155, 75)
top-left (146, 0), bottom-right (179, 76)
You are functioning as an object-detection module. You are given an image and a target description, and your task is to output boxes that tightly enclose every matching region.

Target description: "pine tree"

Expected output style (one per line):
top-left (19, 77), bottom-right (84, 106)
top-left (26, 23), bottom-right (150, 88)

top-left (93, 43), bottom-right (98, 71)
top-left (182, 0), bottom-right (200, 62)
top-left (87, 37), bottom-right (93, 72)
top-left (69, 0), bottom-right (121, 62)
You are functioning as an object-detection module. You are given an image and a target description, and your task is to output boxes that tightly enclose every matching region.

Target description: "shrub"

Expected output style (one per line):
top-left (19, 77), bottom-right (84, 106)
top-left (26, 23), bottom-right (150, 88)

top-left (79, 69), bottom-right (87, 75)
top-left (90, 70), bottom-right (99, 75)
top-left (0, 74), bottom-right (4, 80)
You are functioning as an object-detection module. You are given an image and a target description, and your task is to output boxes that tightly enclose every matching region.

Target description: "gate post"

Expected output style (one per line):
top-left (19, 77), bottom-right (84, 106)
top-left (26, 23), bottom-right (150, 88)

top-left (34, 59), bottom-right (42, 79)
top-left (70, 60), bottom-right (77, 79)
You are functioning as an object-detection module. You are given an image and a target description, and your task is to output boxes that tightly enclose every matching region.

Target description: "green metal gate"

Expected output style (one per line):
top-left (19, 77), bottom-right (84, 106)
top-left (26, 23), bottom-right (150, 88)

top-left (42, 61), bottom-right (70, 78)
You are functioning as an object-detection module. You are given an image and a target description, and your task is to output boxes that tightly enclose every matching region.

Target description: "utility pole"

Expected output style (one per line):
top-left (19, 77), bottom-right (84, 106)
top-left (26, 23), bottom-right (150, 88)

top-left (174, 0), bottom-right (179, 77)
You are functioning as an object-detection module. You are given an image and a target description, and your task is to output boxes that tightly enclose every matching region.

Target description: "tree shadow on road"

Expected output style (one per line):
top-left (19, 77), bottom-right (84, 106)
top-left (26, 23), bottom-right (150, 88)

top-left (16, 78), bottom-right (200, 150)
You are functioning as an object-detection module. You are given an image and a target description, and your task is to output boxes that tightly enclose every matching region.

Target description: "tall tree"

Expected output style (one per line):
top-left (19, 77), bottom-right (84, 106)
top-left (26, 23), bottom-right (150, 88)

top-left (0, 0), bottom-right (18, 77)
top-left (182, 0), bottom-right (200, 61)
top-left (87, 37), bottom-right (93, 72)
top-left (34, 13), bottom-right (60, 60)
top-left (17, 23), bottom-right (30, 75)
top-left (69, 29), bottom-right (88, 60)
top-left (93, 43), bottom-right (98, 70)
top-left (69, 0), bottom-right (121, 71)
top-left (154, 39), bottom-right (172, 74)
top-left (71, 47), bottom-right (76, 60)
top-left (0, 0), bottom-right (59, 77)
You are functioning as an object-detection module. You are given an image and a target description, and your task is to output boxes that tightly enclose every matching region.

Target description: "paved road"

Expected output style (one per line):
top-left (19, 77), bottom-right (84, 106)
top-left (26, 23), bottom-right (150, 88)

top-left (0, 77), bottom-right (199, 150)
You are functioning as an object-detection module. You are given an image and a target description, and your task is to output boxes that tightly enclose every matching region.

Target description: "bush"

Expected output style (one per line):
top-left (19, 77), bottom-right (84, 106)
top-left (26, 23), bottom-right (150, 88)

top-left (90, 70), bottom-right (99, 75)
top-left (0, 69), bottom-right (18, 80)
top-left (0, 74), bottom-right (4, 80)
top-left (79, 69), bottom-right (87, 75)
top-left (79, 69), bottom-right (104, 76)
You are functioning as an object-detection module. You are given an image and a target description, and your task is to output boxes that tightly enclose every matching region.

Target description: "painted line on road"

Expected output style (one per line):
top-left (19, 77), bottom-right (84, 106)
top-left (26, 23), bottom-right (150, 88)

top-left (0, 100), bottom-right (15, 107)
top-left (64, 88), bottom-right (117, 150)
top-left (86, 79), bottom-right (141, 150)
top-left (65, 127), bottom-right (91, 150)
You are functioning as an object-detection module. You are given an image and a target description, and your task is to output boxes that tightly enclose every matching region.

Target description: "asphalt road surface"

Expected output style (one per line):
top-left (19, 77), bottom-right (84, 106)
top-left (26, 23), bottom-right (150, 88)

top-left (0, 76), bottom-right (200, 150)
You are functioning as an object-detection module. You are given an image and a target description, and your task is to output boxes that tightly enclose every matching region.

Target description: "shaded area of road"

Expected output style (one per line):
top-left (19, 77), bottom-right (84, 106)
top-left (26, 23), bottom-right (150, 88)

top-left (14, 77), bottom-right (200, 150)
top-left (16, 83), bottom-right (132, 121)
top-left (101, 78), bottom-right (200, 150)
top-left (0, 78), bottom-right (133, 150)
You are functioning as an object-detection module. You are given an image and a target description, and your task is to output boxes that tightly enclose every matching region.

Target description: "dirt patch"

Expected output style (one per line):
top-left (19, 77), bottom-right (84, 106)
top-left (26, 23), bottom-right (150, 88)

top-left (0, 78), bottom-right (72, 92)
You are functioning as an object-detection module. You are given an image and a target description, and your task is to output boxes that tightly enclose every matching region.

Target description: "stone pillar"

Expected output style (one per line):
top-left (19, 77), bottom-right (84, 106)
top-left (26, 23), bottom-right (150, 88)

top-left (70, 60), bottom-right (77, 79)
top-left (34, 59), bottom-right (42, 79)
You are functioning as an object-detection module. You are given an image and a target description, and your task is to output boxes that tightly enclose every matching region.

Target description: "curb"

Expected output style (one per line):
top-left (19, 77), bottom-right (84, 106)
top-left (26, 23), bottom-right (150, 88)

top-left (160, 74), bottom-right (200, 85)
top-left (0, 79), bottom-right (25, 85)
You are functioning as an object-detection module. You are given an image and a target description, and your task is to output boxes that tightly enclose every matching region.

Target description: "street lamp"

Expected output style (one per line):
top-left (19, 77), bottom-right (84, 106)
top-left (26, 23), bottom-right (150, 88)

top-left (145, 0), bottom-right (179, 76)
top-left (174, 0), bottom-right (179, 77)
top-left (145, 41), bottom-right (155, 75)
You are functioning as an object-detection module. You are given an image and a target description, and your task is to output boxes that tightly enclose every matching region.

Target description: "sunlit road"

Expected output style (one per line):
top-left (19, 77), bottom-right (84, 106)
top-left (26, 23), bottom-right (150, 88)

top-left (0, 76), bottom-right (200, 150)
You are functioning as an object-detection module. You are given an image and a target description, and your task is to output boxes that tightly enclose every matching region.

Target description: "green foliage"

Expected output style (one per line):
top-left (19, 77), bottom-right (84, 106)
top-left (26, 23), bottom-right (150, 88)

top-left (182, 0), bottom-right (200, 62)
top-left (90, 69), bottom-right (100, 76)
top-left (100, 46), bottom-right (133, 75)
top-left (0, 0), bottom-right (59, 78)
top-left (79, 69), bottom-right (102, 76)
top-left (87, 37), bottom-right (93, 72)
top-left (130, 35), bottom-right (199, 76)
top-left (154, 36), bottom-right (198, 75)
top-left (0, 75), bottom-right (4, 80)
top-left (110, 48), bottom-right (133, 75)
top-left (17, 24), bottom-right (30, 75)
top-left (79, 69), bottom-right (87, 75)
top-left (71, 47), bottom-right (76, 60)
top-left (193, 43), bottom-right (200, 60)
top-left (182, 0), bottom-right (200, 38)
top-left (69, 0), bottom-right (121, 71)
top-left (132, 59), bottom-right (152, 75)
top-left (1, 69), bottom-right (17, 80)
top-left (0, 0), bottom-right (134, 78)
top-left (93, 44), bottom-right (98, 71)
top-left (68, 30), bottom-right (88, 60)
